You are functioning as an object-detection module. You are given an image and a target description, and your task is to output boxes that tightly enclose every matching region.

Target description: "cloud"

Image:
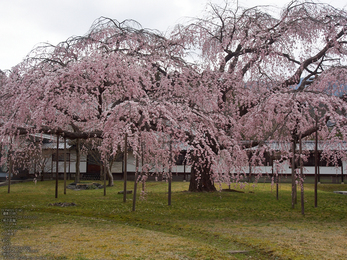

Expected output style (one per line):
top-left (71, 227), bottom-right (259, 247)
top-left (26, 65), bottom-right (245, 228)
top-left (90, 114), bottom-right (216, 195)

top-left (1, 0), bottom-right (346, 70)
top-left (0, 0), bottom-right (207, 70)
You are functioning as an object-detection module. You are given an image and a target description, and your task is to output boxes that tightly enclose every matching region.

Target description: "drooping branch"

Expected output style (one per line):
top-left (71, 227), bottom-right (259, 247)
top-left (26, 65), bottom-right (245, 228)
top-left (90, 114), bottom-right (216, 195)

top-left (281, 27), bottom-right (347, 89)
top-left (3, 124), bottom-right (103, 140)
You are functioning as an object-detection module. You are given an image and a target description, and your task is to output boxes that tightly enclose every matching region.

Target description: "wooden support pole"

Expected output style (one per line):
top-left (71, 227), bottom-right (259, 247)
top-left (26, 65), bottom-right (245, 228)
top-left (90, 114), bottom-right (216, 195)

top-left (318, 152), bottom-right (321, 184)
top-left (41, 167), bottom-right (44, 181)
top-left (55, 135), bottom-right (59, 199)
top-left (7, 154), bottom-right (12, 194)
top-left (249, 158), bottom-right (252, 183)
top-left (168, 173), bottom-right (172, 206)
top-left (315, 117), bottom-right (318, 208)
top-left (7, 141), bottom-right (12, 194)
top-left (168, 140), bottom-right (172, 206)
top-left (34, 161), bottom-right (36, 179)
top-left (271, 157), bottom-right (274, 194)
top-left (132, 155), bottom-right (139, 211)
top-left (51, 152), bottom-right (53, 180)
top-left (291, 138), bottom-right (296, 209)
top-left (274, 158), bottom-right (279, 200)
top-left (299, 134), bottom-right (304, 216)
top-left (341, 164), bottom-right (344, 184)
top-left (103, 166), bottom-right (106, 196)
top-left (75, 139), bottom-right (80, 183)
top-left (68, 154), bottom-right (71, 181)
top-left (141, 139), bottom-right (145, 192)
top-left (276, 172), bottom-right (279, 200)
top-left (123, 133), bottom-right (128, 203)
top-left (64, 137), bottom-right (67, 195)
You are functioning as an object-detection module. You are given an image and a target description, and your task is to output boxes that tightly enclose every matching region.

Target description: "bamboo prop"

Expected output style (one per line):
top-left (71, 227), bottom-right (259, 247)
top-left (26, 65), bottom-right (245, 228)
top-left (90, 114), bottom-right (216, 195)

top-left (55, 135), bottom-right (59, 199)
top-left (64, 137), bottom-right (67, 195)
top-left (123, 133), bottom-right (128, 203)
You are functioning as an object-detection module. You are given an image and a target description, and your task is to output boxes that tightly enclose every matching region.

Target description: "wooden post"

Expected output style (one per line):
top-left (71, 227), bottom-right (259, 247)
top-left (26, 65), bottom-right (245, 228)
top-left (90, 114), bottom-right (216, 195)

top-left (291, 138), bottom-right (296, 209)
top-left (51, 152), bottom-right (53, 180)
top-left (141, 139), bottom-right (145, 192)
top-left (276, 169), bottom-right (279, 200)
top-left (64, 137), bottom-right (67, 195)
top-left (248, 157), bottom-right (252, 183)
top-left (273, 157), bottom-right (279, 200)
top-left (34, 161), bottom-right (36, 179)
top-left (315, 116), bottom-right (318, 208)
top-left (341, 164), bottom-right (344, 184)
top-left (168, 173), bottom-right (172, 206)
top-left (55, 135), bottom-right (59, 199)
top-left (7, 154), bottom-right (12, 194)
top-left (132, 155), bottom-right (139, 211)
top-left (41, 167), bottom-right (44, 181)
top-left (103, 166), bottom-right (106, 196)
top-left (183, 160), bottom-right (186, 181)
top-left (318, 152), bottom-right (321, 184)
top-left (68, 154), bottom-right (71, 180)
top-left (168, 140), bottom-right (172, 206)
top-left (271, 157), bottom-right (274, 192)
top-left (75, 139), bottom-right (80, 183)
top-left (123, 133), bottom-right (128, 203)
top-left (299, 134), bottom-right (304, 216)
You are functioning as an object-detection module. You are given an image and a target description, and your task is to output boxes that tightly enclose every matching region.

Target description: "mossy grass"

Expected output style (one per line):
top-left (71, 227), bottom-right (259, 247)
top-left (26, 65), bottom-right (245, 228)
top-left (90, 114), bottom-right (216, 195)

top-left (1, 180), bottom-right (346, 259)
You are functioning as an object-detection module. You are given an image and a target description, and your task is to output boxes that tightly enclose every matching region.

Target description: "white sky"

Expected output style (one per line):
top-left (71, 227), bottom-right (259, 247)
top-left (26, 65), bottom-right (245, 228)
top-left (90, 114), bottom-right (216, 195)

top-left (0, 0), bottom-right (346, 71)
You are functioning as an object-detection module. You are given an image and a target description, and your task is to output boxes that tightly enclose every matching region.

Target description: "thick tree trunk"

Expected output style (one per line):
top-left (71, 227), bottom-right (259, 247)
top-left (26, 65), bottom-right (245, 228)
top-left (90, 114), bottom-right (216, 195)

top-left (189, 162), bottom-right (216, 192)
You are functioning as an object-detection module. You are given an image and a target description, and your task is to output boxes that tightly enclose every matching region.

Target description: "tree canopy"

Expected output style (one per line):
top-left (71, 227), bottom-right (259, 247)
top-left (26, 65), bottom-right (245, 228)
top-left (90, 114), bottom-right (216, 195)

top-left (1, 0), bottom-right (347, 193)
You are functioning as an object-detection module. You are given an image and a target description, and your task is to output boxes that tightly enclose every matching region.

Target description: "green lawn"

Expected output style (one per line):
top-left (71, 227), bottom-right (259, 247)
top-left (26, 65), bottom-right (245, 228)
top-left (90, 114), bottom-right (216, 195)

top-left (1, 180), bottom-right (346, 259)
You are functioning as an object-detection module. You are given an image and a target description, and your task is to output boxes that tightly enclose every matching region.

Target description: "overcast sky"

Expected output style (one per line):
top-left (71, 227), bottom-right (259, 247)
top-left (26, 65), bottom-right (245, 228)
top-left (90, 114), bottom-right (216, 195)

top-left (0, 0), bottom-right (346, 71)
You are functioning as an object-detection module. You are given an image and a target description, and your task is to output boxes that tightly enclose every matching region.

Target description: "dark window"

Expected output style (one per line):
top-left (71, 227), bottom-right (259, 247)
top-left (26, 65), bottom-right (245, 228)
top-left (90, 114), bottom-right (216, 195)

top-left (175, 151), bottom-right (186, 165)
top-left (250, 152), bottom-right (273, 166)
top-left (87, 153), bottom-right (101, 165)
top-left (320, 156), bottom-right (342, 167)
top-left (302, 153), bottom-right (316, 167)
top-left (52, 152), bottom-right (70, 162)
top-left (114, 152), bottom-right (123, 162)
top-left (302, 152), bottom-right (342, 167)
